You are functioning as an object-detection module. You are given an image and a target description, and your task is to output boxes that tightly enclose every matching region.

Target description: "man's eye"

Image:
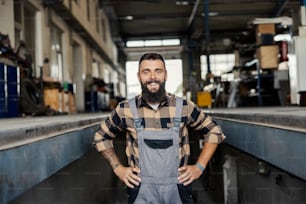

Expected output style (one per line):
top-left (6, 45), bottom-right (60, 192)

top-left (156, 70), bottom-right (163, 74)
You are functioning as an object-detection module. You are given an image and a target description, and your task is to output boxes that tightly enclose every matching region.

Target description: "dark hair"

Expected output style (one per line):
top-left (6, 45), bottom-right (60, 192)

top-left (138, 53), bottom-right (165, 66)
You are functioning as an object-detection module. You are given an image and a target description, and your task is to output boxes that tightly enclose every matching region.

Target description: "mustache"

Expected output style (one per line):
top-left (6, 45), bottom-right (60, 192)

top-left (145, 79), bottom-right (161, 85)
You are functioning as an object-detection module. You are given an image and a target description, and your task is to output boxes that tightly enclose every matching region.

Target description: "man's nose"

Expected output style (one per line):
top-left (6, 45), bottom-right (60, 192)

top-left (149, 72), bottom-right (156, 79)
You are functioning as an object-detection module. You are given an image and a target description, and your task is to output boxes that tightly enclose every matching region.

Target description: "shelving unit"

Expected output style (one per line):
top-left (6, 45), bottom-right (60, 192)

top-left (236, 22), bottom-right (291, 107)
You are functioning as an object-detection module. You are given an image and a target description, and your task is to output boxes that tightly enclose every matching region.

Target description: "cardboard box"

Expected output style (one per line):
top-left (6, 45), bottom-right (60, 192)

top-left (68, 93), bottom-right (76, 113)
top-left (59, 91), bottom-right (76, 113)
top-left (60, 91), bottom-right (70, 113)
top-left (44, 88), bottom-right (60, 111)
top-left (256, 45), bottom-right (279, 69)
top-left (256, 23), bottom-right (275, 34)
top-left (256, 24), bottom-right (275, 45)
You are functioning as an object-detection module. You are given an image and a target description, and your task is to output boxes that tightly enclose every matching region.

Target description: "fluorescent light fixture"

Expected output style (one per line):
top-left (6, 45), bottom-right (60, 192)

top-left (119, 15), bottom-right (134, 20)
top-left (162, 39), bottom-right (180, 46)
top-left (176, 1), bottom-right (189, 5)
top-left (145, 40), bottom-right (162, 46)
top-left (201, 12), bottom-right (219, 17)
top-left (126, 40), bottom-right (144, 47)
top-left (126, 39), bottom-right (180, 47)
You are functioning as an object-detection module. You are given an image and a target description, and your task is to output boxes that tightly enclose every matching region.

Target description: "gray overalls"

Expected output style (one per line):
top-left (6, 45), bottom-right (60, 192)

top-left (128, 97), bottom-right (191, 204)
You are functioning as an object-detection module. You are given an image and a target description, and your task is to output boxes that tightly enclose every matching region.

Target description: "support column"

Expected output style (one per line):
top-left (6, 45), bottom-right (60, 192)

top-left (184, 46), bottom-right (202, 102)
top-left (223, 155), bottom-right (238, 204)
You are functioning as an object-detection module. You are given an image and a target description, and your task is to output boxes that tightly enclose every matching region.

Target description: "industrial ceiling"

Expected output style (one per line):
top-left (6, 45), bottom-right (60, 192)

top-left (101, 0), bottom-right (301, 58)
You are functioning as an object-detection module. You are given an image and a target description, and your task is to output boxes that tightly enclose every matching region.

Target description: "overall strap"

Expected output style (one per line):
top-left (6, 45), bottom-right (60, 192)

top-left (173, 97), bottom-right (183, 129)
top-left (128, 98), bottom-right (143, 131)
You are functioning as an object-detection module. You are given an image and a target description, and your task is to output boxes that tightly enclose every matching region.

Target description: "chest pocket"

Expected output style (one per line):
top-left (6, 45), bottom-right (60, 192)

top-left (144, 139), bottom-right (173, 149)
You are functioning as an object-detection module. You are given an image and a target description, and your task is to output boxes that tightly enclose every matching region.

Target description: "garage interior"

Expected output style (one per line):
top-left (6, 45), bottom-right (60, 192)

top-left (1, 0), bottom-right (306, 203)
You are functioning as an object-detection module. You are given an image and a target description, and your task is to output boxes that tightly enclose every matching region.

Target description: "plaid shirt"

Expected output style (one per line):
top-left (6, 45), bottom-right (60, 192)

top-left (94, 93), bottom-right (225, 167)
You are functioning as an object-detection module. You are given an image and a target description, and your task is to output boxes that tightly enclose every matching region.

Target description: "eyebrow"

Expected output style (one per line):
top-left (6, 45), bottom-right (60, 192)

top-left (141, 67), bottom-right (164, 71)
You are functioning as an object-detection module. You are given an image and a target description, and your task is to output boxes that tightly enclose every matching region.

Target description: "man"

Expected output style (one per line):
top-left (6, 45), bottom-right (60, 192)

top-left (94, 53), bottom-right (225, 204)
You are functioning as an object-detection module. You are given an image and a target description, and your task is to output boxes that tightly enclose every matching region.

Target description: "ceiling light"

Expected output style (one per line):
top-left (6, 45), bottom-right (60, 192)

top-left (201, 12), bottom-right (219, 17)
top-left (222, 38), bottom-right (231, 47)
top-left (176, 1), bottom-right (189, 5)
top-left (119, 16), bottom-right (134, 20)
top-left (126, 41), bottom-right (144, 47)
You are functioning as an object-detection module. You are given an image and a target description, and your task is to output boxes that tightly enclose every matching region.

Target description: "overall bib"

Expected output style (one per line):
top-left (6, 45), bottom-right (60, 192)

top-left (128, 97), bottom-right (192, 204)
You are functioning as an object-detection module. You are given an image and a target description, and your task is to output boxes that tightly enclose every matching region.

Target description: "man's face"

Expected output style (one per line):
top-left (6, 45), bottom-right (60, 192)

top-left (138, 59), bottom-right (167, 102)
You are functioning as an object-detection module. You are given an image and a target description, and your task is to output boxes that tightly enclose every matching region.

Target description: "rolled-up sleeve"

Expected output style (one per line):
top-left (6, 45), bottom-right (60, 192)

top-left (204, 118), bottom-right (225, 143)
top-left (187, 100), bottom-right (225, 144)
top-left (94, 122), bottom-right (114, 152)
top-left (93, 105), bottom-right (124, 152)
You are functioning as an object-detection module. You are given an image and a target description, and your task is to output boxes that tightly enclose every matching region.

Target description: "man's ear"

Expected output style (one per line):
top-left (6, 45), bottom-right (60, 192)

top-left (137, 72), bottom-right (140, 82)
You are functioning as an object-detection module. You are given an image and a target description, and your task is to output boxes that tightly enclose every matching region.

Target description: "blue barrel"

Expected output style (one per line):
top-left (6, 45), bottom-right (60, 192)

top-left (7, 65), bottom-right (20, 98)
top-left (7, 65), bottom-right (18, 82)
top-left (7, 65), bottom-right (20, 117)
top-left (0, 79), bottom-right (6, 117)
top-left (0, 63), bottom-right (20, 117)
top-left (7, 65), bottom-right (19, 98)
top-left (7, 97), bottom-right (20, 117)
top-left (0, 63), bottom-right (5, 97)
top-left (0, 63), bottom-right (4, 80)
top-left (0, 98), bottom-right (7, 118)
top-left (0, 80), bottom-right (5, 98)
top-left (0, 63), bottom-right (7, 118)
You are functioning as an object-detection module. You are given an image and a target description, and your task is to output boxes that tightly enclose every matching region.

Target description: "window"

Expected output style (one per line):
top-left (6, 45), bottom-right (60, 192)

top-left (50, 24), bottom-right (63, 81)
top-left (95, 2), bottom-right (100, 32)
top-left (14, 0), bottom-right (22, 25)
top-left (92, 59), bottom-right (99, 78)
top-left (86, 0), bottom-right (90, 21)
top-left (200, 54), bottom-right (235, 78)
top-left (102, 19), bottom-right (106, 42)
top-left (14, 0), bottom-right (37, 77)
top-left (126, 39), bottom-right (180, 47)
top-left (24, 6), bottom-right (36, 68)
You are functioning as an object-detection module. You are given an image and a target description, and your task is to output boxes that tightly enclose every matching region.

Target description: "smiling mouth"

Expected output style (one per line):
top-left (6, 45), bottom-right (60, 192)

top-left (146, 80), bottom-right (160, 85)
top-left (148, 82), bottom-right (158, 86)
top-left (147, 83), bottom-right (159, 88)
top-left (145, 81), bottom-right (160, 91)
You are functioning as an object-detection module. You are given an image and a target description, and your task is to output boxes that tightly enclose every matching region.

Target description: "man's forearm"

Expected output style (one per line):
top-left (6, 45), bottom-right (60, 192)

top-left (101, 148), bottom-right (122, 170)
top-left (196, 142), bottom-right (218, 168)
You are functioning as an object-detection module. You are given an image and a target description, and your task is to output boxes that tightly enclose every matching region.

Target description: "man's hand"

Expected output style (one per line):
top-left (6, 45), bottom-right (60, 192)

top-left (177, 165), bottom-right (202, 186)
top-left (114, 165), bottom-right (141, 188)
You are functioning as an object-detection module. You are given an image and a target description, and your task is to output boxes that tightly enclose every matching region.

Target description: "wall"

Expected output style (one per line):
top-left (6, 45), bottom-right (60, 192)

top-left (0, 1), bottom-right (14, 45)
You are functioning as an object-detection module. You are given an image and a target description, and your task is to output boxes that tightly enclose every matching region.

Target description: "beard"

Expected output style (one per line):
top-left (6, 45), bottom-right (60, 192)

top-left (141, 80), bottom-right (166, 103)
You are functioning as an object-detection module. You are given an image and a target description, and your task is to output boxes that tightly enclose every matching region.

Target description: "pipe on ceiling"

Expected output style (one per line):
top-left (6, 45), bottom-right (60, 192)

top-left (188, 0), bottom-right (201, 27)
